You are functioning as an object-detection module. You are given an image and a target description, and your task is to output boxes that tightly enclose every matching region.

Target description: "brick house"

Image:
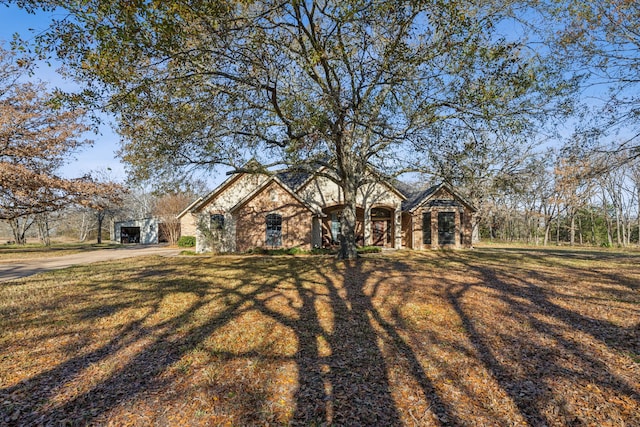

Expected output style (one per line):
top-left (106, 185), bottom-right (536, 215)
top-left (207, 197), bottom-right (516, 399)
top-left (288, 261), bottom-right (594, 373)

top-left (178, 168), bottom-right (476, 253)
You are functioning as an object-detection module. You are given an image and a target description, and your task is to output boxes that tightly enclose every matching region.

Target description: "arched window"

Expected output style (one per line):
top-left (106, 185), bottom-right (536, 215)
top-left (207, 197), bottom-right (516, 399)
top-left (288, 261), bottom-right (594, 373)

top-left (266, 213), bottom-right (282, 247)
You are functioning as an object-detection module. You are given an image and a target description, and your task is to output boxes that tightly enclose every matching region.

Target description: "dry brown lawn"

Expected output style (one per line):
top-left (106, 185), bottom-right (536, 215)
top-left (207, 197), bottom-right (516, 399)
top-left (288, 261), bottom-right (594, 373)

top-left (1, 247), bottom-right (638, 426)
top-left (0, 243), bottom-right (120, 262)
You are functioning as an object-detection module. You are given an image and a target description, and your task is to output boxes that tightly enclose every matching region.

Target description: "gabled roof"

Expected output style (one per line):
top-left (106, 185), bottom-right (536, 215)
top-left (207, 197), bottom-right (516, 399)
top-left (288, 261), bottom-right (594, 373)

top-left (229, 174), bottom-right (321, 215)
top-left (403, 182), bottom-right (477, 213)
top-left (402, 184), bottom-right (439, 212)
top-left (177, 168), bottom-right (315, 219)
top-left (177, 172), bottom-right (245, 218)
top-left (368, 172), bottom-right (408, 201)
top-left (178, 159), bottom-right (272, 217)
top-left (276, 170), bottom-right (311, 191)
top-left (178, 159), bottom-right (474, 218)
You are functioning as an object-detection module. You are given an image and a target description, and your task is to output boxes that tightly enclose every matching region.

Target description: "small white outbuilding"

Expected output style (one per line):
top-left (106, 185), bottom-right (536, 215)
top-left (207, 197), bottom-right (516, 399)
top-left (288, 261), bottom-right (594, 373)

top-left (112, 218), bottom-right (159, 245)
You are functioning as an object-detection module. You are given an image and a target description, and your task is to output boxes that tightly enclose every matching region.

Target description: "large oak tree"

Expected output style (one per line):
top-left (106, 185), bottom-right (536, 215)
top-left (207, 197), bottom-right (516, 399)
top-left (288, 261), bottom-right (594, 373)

top-left (13, 0), bottom-right (572, 257)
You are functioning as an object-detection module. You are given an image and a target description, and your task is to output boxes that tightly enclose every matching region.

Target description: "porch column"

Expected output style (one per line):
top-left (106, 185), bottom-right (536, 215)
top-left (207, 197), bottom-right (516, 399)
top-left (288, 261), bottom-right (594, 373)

top-left (311, 215), bottom-right (322, 248)
top-left (431, 210), bottom-right (438, 249)
top-left (395, 204), bottom-right (402, 248)
top-left (363, 205), bottom-right (371, 246)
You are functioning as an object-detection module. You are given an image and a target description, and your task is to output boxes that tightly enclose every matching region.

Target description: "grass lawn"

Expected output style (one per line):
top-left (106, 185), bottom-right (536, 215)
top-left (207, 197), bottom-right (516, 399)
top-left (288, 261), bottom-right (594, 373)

top-left (0, 248), bottom-right (638, 425)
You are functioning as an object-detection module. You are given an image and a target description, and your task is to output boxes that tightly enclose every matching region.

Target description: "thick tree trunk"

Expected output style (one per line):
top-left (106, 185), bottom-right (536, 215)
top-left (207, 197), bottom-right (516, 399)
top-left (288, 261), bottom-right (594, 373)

top-left (335, 133), bottom-right (360, 260)
top-left (339, 179), bottom-right (359, 260)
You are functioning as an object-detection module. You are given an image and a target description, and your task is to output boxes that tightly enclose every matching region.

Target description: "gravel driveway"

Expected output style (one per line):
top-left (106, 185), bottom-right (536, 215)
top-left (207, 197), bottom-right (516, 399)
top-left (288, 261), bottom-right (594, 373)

top-left (0, 245), bottom-right (181, 282)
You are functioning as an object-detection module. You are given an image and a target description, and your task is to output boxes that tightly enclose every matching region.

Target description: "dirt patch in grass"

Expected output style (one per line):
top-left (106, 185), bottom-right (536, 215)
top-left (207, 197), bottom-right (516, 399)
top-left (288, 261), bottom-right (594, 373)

top-left (1, 248), bottom-right (638, 425)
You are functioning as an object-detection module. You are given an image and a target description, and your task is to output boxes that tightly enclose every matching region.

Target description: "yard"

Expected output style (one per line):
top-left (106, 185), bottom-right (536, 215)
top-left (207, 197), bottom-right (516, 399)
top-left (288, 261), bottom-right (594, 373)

top-left (1, 247), bottom-right (638, 425)
top-left (0, 242), bottom-right (121, 261)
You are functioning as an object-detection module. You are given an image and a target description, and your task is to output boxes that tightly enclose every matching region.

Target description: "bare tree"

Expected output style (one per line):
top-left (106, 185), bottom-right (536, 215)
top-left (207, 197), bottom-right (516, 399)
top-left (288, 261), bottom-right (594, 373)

top-left (153, 192), bottom-right (194, 245)
top-left (0, 45), bottom-right (123, 243)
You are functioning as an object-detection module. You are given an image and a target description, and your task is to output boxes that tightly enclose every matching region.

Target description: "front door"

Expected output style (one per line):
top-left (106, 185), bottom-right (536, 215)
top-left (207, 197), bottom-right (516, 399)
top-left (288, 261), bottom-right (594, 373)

top-left (372, 220), bottom-right (389, 246)
top-left (438, 212), bottom-right (455, 245)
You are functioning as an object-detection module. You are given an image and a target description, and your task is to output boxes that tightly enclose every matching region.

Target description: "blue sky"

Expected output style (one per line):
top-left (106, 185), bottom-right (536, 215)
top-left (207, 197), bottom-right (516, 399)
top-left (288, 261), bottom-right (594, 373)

top-left (0, 4), bottom-right (126, 181)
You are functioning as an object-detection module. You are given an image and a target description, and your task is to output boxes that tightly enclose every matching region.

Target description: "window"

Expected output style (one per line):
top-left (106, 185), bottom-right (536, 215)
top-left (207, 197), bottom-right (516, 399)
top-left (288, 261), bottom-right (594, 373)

top-left (422, 212), bottom-right (431, 245)
top-left (266, 213), bottom-right (282, 247)
top-left (210, 214), bottom-right (225, 230)
top-left (438, 212), bottom-right (455, 245)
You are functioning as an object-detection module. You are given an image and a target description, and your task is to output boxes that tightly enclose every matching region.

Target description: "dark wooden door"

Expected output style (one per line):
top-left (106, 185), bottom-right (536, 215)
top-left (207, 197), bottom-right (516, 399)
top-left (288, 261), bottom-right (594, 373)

top-left (372, 220), bottom-right (389, 246)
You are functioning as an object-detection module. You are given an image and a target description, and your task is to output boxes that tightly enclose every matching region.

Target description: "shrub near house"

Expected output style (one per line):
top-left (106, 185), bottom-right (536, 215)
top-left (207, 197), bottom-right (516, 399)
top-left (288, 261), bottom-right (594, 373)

top-left (178, 236), bottom-right (196, 248)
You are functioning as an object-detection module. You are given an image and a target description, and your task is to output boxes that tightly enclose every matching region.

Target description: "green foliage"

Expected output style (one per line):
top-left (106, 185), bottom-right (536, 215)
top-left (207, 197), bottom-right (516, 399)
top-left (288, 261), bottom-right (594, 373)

top-left (286, 246), bottom-right (304, 255)
top-left (177, 235), bottom-right (196, 248)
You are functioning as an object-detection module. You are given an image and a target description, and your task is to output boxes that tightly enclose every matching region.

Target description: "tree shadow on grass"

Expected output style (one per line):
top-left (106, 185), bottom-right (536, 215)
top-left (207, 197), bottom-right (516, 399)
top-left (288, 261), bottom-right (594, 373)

top-left (3, 251), bottom-right (636, 425)
top-left (1, 255), bottom-right (452, 425)
top-left (284, 259), bottom-right (404, 425)
top-left (422, 250), bottom-right (640, 425)
top-left (0, 258), bottom-right (272, 424)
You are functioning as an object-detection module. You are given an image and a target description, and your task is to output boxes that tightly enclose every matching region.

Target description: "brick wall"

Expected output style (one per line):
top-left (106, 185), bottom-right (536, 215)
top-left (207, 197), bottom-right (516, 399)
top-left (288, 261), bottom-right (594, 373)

top-left (233, 180), bottom-right (313, 252)
top-left (180, 213), bottom-right (198, 238)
